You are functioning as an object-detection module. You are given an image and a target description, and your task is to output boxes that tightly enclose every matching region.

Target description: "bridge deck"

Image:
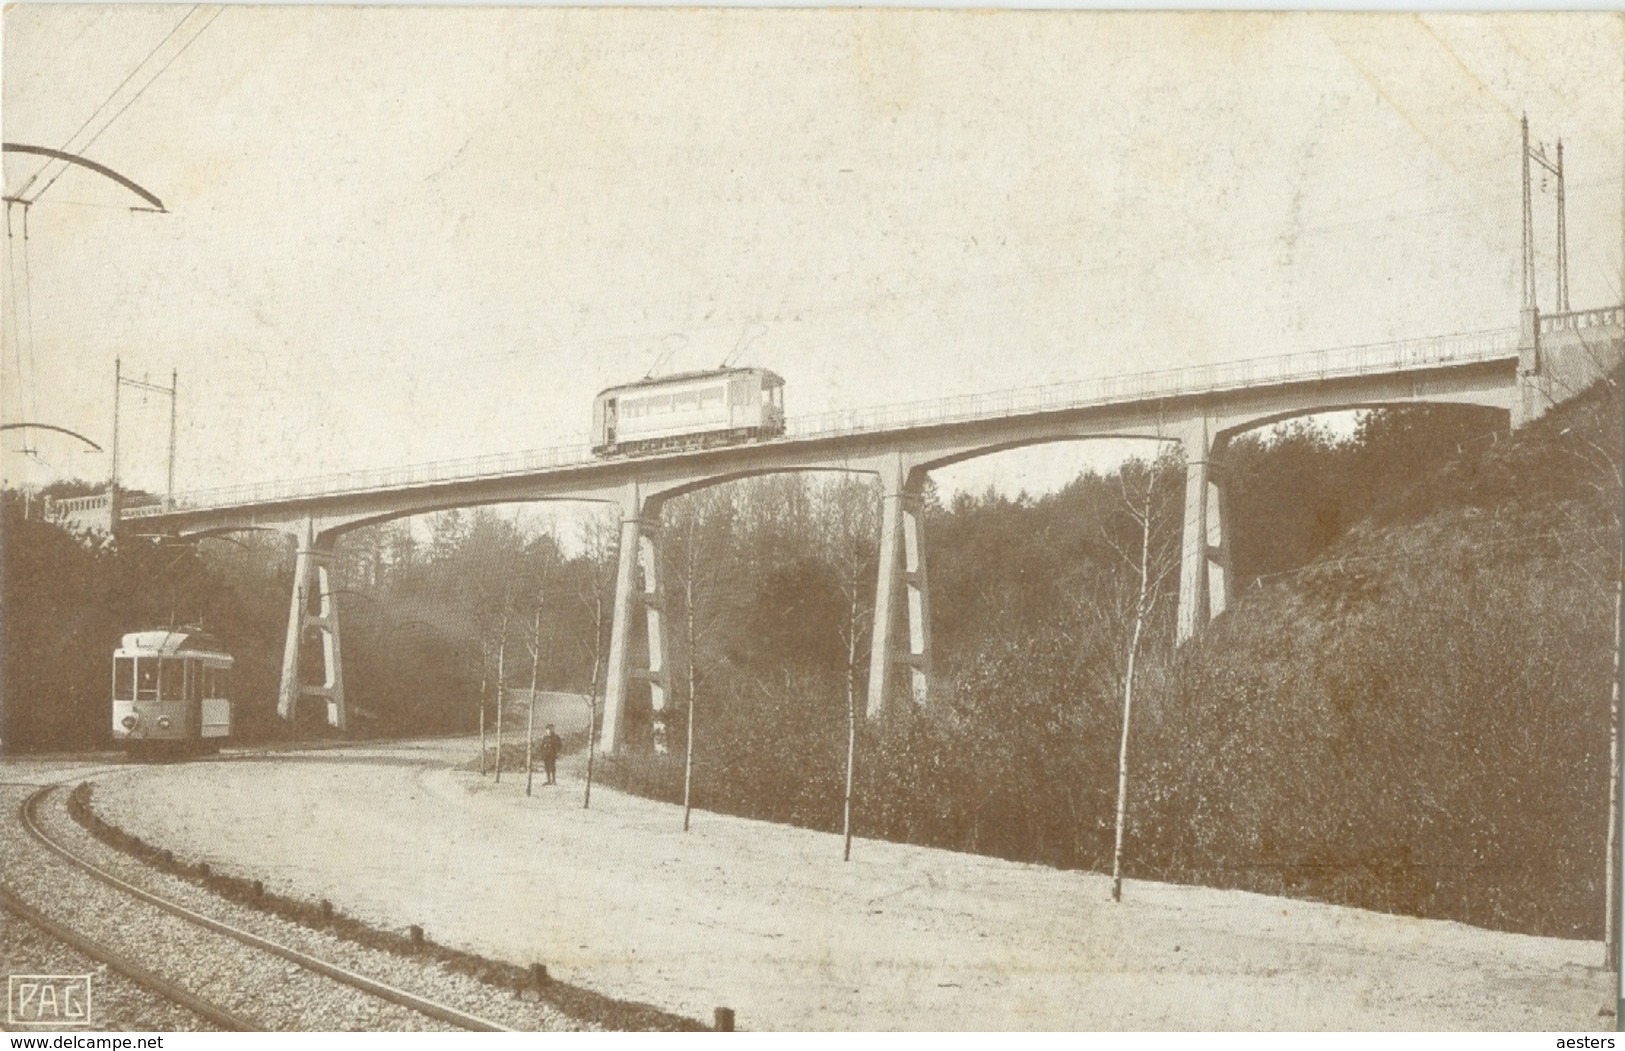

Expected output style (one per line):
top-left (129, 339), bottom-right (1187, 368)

top-left (118, 324), bottom-right (1527, 522)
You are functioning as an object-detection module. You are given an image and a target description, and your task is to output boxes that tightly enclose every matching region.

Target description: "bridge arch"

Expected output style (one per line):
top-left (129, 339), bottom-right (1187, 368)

top-left (645, 463), bottom-right (882, 508)
top-left (601, 463), bottom-right (892, 755)
top-left (314, 492), bottom-right (623, 545)
top-left (914, 431), bottom-right (1176, 476)
top-left (1213, 396), bottom-right (1513, 450)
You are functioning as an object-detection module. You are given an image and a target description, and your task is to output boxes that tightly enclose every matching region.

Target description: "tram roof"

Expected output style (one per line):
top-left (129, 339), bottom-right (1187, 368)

top-left (117, 630), bottom-right (233, 662)
top-left (595, 366), bottom-right (784, 400)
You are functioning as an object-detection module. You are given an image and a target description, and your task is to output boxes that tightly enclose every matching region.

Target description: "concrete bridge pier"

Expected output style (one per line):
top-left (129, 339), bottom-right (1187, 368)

top-left (1176, 419), bottom-right (1232, 645)
top-left (277, 516), bottom-right (348, 730)
top-left (867, 454), bottom-right (933, 717)
top-left (600, 486), bottom-right (671, 754)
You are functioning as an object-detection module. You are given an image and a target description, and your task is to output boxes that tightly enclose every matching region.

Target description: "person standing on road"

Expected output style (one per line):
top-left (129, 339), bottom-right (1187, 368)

top-left (539, 724), bottom-right (563, 785)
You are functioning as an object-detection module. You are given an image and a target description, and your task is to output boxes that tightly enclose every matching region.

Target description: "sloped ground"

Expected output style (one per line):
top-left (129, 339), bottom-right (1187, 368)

top-left (83, 738), bottom-right (1612, 1031)
top-left (1129, 380), bottom-right (1621, 939)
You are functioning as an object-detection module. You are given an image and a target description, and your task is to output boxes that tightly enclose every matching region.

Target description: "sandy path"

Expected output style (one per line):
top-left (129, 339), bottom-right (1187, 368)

top-left (77, 739), bottom-right (1613, 1031)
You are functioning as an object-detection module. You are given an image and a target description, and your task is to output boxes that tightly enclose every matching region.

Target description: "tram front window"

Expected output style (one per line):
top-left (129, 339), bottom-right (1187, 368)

top-left (158, 659), bottom-right (183, 702)
top-left (114, 657), bottom-right (134, 700)
top-left (136, 658), bottom-right (159, 701)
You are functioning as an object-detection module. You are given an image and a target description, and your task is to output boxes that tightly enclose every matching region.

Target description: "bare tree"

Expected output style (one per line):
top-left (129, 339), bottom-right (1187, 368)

top-left (1540, 328), bottom-right (1623, 966)
top-left (1096, 450), bottom-right (1181, 902)
top-left (682, 509), bottom-right (700, 830)
top-left (1562, 336), bottom-right (1622, 968)
top-left (816, 475), bottom-right (880, 860)
top-left (525, 603), bottom-right (543, 796)
top-left (672, 488), bottom-right (735, 831)
top-left (492, 594), bottom-right (512, 782)
top-left (577, 508), bottom-right (618, 809)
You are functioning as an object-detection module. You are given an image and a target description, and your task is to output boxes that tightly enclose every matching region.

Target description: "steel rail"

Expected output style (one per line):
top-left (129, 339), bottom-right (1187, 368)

top-left (0, 881), bottom-right (257, 1031)
top-left (18, 786), bottom-right (510, 1032)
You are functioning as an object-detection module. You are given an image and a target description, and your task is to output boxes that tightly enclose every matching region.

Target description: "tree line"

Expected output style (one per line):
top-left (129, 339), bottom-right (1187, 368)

top-left (3, 388), bottom-right (1616, 938)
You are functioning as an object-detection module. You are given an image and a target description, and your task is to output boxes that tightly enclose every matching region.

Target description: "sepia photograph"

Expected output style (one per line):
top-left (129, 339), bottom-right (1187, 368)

top-left (2, 4), bottom-right (1623, 1034)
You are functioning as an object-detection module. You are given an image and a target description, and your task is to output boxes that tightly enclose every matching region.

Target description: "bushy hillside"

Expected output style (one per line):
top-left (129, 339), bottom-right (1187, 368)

top-left (1133, 379), bottom-right (1620, 937)
top-left (596, 381), bottom-right (1619, 939)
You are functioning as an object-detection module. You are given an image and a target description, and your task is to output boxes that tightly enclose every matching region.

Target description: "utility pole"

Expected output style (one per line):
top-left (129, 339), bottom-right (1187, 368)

top-left (1524, 115), bottom-right (1569, 318)
top-left (168, 368), bottom-right (177, 509)
top-left (111, 364), bottom-right (178, 511)
top-left (1523, 114), bottom-right (1537, 318)
top-left (109, 358), bottom-right (120, 519)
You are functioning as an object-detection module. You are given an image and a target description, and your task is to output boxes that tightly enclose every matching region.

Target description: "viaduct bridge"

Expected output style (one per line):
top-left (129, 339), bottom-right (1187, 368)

top-left (48, 306), bottom-right (1625, 752)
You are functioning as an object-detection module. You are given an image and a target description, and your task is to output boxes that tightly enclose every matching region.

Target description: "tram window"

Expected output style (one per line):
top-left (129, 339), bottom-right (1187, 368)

top-left (114, 658), bottom-right (134, 700)
top-left (186, 661), bottom-right (202, 703)
top-left (201, 666), bottom-right (215, 699)
top-left (159, 659), bottom-right (184, 701)
top-left (216, 668), bottom-right (231, 698)
top-left (136, 658), bottom-right (159, 700)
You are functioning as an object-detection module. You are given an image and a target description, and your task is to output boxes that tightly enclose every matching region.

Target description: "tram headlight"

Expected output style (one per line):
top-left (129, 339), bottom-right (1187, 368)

top-left (121, 715), bottom-right (137, 730)
top-left (157, 717), bottom-right (172, 730)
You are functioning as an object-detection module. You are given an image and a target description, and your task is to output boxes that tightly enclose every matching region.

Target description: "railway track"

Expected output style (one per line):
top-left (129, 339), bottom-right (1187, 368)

top-left (2, 783), bottom-right (510, 1032)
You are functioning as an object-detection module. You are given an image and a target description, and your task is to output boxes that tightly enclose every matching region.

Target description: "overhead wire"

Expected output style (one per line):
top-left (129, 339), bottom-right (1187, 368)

top-left (12, 6), bottom-right (198, 201)
top-left (28, 6), bottom-right (224, 207)
top-left (273, 173), bottom-right (1604, 394)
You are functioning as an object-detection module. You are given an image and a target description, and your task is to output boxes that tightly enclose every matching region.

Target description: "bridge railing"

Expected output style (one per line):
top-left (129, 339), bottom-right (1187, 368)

top-left (784, 326), bottom-right (1520, 440)
top-left (123, 440), bottom-right (600, 517)
top-left (51, 493), bottom-right (112, 514)
top-left (125, 324), bottom-right (1526, 517)
top-left (1540, 306), bottom-right (1625, 334)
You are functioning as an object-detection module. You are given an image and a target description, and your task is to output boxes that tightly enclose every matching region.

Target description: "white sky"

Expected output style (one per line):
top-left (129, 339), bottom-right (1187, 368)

top-left (2, 8), bottom-right (1622, 504)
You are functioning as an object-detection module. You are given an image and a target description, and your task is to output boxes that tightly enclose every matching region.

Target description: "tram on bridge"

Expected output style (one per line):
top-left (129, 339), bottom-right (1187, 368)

top-left (112, 630), bottom-right (234, 755)
top-left (592, 367), bottom-right (786, 456)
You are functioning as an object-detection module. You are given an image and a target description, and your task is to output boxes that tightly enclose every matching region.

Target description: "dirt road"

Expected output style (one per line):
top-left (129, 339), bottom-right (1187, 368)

top-left (82, 739), bottom-right (1613, 1031)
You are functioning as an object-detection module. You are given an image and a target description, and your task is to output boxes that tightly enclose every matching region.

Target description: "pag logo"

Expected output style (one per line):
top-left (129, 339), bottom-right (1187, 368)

top-left (8, 975), bottom-right (92, 1026)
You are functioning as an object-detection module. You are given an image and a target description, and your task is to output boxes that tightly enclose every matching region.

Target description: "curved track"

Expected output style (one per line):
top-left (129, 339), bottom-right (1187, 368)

top-left (0, 883), bottom-right (253, 1030)
top-left (5, 784), bottom-right (509, 1032)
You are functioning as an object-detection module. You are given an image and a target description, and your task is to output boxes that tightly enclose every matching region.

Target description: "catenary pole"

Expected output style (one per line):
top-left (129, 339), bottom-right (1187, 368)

top-left (166, 369), bottom-right (177, 509)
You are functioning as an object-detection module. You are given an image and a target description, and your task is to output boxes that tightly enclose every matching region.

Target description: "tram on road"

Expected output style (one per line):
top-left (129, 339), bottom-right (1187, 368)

top-left (112, 630), bottom-right (234, 755)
